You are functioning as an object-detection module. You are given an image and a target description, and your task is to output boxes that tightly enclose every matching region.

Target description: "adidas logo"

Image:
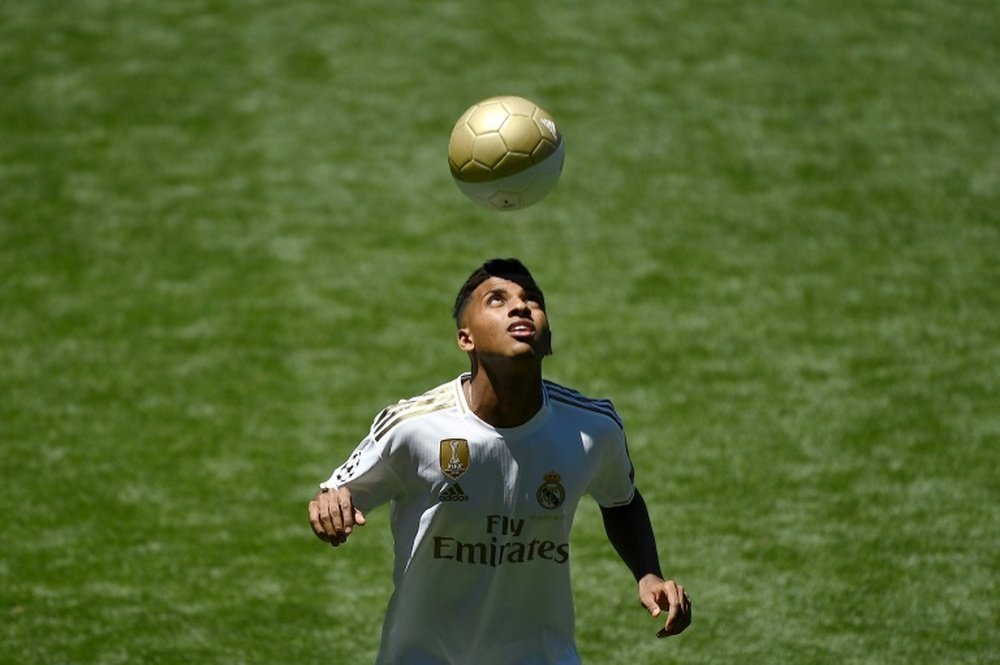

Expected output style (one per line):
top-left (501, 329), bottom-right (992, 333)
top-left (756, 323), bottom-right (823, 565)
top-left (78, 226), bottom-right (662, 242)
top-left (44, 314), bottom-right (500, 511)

top-left (439, 483), bottom-right (469, 502)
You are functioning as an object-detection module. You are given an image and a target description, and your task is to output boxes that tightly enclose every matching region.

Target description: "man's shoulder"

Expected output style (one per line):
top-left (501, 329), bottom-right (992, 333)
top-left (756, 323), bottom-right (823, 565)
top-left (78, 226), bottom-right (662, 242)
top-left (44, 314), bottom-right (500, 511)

top-left (543, 379), bottom-right (623, 430)
top-left (369, 378), bottom-right (461, 442)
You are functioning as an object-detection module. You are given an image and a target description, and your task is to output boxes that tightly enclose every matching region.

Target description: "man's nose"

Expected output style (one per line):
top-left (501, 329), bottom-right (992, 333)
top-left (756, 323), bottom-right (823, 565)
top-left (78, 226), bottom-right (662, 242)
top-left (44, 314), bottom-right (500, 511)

top-left (508, 297), bottom-right (531, 314)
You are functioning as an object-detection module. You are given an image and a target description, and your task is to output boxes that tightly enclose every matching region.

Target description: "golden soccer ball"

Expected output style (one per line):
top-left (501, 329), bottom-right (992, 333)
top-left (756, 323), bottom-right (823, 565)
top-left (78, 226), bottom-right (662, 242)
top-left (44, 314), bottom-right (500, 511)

top-left (447, 95), bottom-right (565, 211)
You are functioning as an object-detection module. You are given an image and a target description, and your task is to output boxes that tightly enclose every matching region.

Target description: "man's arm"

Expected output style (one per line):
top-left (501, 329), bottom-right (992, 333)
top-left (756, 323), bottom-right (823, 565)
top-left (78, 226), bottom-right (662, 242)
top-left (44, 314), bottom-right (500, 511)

top-left (600, 490), bottom-right (692, 637)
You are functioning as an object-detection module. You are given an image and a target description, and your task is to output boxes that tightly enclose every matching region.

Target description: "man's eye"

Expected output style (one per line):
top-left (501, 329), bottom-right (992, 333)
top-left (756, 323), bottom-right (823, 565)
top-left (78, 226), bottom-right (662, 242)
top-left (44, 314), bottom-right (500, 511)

top-left (487, 295), bottom-right (505, 305)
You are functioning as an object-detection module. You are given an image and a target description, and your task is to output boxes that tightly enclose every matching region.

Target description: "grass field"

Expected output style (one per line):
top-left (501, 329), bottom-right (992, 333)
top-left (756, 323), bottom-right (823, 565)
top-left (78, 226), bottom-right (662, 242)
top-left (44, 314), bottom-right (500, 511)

top-left (2, 1), bottom-right (998, 663)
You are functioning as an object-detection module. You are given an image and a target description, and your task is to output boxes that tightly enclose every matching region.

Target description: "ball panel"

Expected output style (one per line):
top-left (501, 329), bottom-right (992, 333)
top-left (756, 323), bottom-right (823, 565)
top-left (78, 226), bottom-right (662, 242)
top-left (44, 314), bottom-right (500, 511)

top-left (532, 108), bottom-right (560, 142)
top-left (466, 102), bottom-right (509, 135)
top-left (455, 104), bottom-right (479, 127)
top-left (498, 95), bottom-right (537, 117)
top-left (493, 150), bottom-right (533, 178)
top-left (459, 160), bottom-right (493, 182)
top-left (447, 124), bottom-right (477, 174)
top-left (498, 115), bottom-right (542, 156)
top-left (471, 132), bottom-right (508, 170)
top-left (530, 136), bottom-right (559, 162)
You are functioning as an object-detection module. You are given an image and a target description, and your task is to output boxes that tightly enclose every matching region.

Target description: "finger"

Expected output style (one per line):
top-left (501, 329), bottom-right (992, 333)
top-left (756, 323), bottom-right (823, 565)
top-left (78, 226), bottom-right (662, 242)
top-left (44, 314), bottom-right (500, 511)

top-left (639, 590), bottom-right (661, 616)
top-left (308, 501), bottom-right (328, 540)
top-left (677, 586), bottom-right (691, 624)
top-left (315, 497), bottom-right (345, 544)
top-left (662, 602), bottom-right (680, 636)
top-left (328, 492), bottom-right (346, 535)
top-left (337, 490), bottom-right (355, 534)
top-left (671, 612), bottom-right (692, 635)
top-left (659, 596), bottom-right (692, 637)
top-left (658, 584), bottom-right (682, 638)
top-left (325, 497), bottom-right (347, 547)
top-left (354, 508), bottom-right (367, 526)
top-left (316, 493), bottom-right (336, 537)
top-left (659, 611), bottom-right (685, 638)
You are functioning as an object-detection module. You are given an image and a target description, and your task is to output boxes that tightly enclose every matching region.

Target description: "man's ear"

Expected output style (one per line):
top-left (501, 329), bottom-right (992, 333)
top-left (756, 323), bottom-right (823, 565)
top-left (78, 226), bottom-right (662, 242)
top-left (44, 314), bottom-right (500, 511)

top-left (457, 328), bottom-right (474, 352)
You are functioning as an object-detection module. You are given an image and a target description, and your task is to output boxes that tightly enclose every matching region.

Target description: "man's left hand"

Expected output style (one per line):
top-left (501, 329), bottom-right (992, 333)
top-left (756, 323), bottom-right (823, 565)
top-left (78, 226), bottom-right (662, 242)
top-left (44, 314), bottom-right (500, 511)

top-left (638, 574), bottom-right (691, 638)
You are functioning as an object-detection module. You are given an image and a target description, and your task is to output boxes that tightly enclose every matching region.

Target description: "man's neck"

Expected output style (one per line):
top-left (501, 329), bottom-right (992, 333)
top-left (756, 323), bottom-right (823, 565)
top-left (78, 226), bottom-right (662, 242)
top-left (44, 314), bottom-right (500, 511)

top-left (465, 363), bottom-right (544, 428)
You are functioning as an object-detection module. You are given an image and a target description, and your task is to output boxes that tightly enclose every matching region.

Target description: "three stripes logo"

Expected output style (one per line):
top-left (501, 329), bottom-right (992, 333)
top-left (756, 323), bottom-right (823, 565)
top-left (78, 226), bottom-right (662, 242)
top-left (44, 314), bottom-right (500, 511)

top-left (439, 483), bottom-right (469, 502)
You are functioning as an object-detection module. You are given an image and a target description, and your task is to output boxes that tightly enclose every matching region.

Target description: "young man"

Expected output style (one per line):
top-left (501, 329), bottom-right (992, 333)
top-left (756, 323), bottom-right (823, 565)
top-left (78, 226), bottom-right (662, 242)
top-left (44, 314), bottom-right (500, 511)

top-left (309, 258), bottom-right (691, 664)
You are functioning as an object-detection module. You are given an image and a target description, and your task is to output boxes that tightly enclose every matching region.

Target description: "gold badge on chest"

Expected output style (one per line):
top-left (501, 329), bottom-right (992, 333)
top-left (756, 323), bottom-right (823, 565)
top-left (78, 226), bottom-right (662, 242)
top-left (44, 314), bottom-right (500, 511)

top-left (440, 439), bottom-right (470, 479)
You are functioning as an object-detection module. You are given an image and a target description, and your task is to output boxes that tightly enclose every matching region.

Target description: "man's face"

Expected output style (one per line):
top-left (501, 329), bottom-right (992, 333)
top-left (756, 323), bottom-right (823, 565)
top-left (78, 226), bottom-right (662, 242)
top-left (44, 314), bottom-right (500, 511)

top-left (457, 276), bottom-right (552, 360)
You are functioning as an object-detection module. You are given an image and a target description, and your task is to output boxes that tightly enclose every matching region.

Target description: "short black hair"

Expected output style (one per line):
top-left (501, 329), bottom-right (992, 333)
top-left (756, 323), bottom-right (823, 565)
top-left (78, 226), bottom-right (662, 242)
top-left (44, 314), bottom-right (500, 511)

top-left (452, 258), bottom-right (545, 326)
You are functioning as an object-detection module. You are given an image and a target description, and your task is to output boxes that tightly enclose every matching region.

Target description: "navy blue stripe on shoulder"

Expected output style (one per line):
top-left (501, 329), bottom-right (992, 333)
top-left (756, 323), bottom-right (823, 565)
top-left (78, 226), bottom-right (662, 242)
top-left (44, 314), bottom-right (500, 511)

top-left (544, 380), bottom-right (623, 429)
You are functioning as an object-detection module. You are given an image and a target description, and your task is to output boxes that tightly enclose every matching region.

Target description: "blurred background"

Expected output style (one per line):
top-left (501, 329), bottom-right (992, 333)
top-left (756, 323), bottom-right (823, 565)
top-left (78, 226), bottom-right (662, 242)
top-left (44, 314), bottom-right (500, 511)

top-left (1, 1), bottom-right (997, 662)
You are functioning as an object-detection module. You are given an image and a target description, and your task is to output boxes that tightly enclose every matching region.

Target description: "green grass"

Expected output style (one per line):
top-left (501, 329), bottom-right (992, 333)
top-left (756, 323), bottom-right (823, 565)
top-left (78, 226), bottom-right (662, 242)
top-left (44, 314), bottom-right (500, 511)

top-left (2, 1), bottom-right (998, 663)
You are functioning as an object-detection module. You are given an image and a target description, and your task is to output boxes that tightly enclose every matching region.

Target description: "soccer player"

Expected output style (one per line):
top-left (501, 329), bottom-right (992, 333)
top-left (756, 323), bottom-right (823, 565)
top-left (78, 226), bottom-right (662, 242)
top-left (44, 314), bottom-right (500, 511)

top-left (309, 258), bottom-right (691, 664)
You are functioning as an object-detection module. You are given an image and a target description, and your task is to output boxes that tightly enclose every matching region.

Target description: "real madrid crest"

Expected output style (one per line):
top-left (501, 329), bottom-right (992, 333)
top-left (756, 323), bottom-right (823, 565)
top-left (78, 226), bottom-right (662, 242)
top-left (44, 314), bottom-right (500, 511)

top-left (536, 470), bottom-right (565, 510)
top-left (440, 439), bottom-right (470, 479)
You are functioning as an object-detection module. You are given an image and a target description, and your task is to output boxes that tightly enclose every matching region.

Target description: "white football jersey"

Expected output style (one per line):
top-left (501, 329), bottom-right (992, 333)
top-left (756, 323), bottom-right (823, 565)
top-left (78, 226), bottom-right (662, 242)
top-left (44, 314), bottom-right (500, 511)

top-left (321, 374), bottom-right (636, 665)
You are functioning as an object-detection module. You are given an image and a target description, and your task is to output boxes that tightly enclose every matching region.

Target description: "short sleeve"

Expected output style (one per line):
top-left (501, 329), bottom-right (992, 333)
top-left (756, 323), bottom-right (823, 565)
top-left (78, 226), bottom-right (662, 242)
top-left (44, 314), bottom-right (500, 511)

top-left (587, 432), bottom-right (636, 508)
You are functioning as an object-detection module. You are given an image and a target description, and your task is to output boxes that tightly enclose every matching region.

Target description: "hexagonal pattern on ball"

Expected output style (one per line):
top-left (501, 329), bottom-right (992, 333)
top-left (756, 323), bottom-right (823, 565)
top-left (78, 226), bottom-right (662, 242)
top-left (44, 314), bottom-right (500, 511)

top-left (498, 115), bottom-right (541, 157)
top-left (466, 101), bottom-right (508, 135)
top-left (448, 95), bottom-right (562, 183)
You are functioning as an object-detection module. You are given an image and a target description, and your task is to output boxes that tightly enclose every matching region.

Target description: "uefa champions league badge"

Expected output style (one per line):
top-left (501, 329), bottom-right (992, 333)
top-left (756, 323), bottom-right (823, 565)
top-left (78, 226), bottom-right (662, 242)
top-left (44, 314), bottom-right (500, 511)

top-left (536, 471), bottom-right (566, 510)
top-left (335, 450), bottom-right (363, 483)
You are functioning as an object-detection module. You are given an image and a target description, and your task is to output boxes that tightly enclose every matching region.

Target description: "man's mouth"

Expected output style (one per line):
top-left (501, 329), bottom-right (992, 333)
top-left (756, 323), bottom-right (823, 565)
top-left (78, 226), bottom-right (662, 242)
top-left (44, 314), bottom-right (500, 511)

top-left (508, 321), bottom-right (536, 338)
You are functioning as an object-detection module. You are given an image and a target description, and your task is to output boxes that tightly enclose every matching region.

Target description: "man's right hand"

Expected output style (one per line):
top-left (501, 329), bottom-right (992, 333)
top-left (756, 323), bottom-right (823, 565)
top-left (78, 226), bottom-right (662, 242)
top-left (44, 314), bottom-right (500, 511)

top-left (309, 486), bottom-right (366, 547)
